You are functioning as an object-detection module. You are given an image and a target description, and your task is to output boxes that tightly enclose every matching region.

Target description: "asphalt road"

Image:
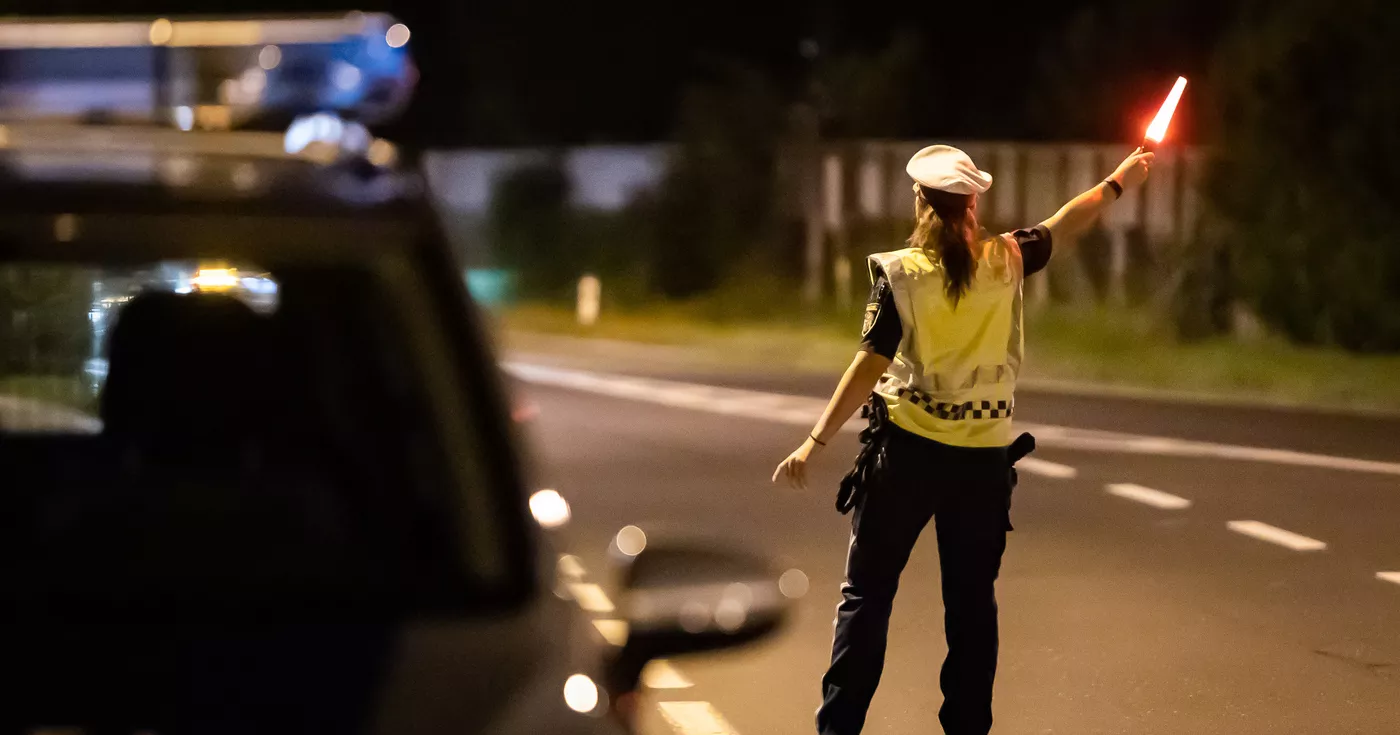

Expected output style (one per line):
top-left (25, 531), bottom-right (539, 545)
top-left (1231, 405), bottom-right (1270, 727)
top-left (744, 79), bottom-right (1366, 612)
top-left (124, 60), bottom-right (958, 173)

top-left (507, 359), bottom-right (1400, 735)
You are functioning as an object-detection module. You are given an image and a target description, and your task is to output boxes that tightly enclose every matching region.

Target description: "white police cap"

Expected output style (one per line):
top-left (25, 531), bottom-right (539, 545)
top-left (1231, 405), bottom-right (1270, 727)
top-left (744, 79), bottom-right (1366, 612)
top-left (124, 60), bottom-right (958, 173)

top-left (906, 145), bottom-right (993, 195)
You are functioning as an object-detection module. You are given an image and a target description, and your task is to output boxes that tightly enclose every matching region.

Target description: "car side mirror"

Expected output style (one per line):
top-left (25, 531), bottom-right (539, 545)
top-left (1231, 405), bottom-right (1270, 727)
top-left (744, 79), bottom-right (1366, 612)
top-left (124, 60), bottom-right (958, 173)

top-left (604, 529), bottom-right (798, 693)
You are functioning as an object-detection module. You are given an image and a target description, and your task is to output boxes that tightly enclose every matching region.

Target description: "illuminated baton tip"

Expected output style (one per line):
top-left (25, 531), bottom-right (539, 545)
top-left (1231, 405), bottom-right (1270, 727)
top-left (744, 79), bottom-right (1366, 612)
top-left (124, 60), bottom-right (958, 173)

top-left (1145, 76), bottom-right (1188, 145)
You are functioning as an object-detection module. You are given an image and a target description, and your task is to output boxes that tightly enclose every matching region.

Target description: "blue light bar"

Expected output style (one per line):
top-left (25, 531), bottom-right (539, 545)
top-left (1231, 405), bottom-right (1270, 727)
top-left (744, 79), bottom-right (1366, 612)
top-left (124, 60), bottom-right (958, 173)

top-left (0, 13), bottom-right (416, 128)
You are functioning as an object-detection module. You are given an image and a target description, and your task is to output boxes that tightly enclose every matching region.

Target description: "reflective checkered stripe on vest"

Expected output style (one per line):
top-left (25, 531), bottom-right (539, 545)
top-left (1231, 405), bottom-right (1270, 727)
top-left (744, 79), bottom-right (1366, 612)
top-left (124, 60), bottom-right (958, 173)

top-left (868, 236), bottom-right (1025, 448)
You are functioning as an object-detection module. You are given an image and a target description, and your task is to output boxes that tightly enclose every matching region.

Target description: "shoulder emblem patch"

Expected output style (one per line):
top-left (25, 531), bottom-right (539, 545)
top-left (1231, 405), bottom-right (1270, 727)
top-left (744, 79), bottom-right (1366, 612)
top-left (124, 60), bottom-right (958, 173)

top-left (862, 301), bottom-right (880, 337)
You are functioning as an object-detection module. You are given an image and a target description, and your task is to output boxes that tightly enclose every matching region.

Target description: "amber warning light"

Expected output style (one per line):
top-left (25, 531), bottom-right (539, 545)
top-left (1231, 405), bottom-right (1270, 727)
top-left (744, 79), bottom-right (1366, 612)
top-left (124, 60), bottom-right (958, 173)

top-left (1142, 76), bottom-right (1188, 151)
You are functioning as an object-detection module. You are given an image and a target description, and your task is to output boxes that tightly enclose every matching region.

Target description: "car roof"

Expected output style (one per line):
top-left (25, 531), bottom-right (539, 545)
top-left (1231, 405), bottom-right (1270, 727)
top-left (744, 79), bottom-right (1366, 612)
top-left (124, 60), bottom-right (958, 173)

top-left (0, 123), bottom-right (425, 217)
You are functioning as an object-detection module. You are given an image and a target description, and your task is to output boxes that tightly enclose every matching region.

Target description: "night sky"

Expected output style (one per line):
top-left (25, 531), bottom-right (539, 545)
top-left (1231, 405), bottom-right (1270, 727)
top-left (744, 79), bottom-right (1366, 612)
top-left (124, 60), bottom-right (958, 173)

top-left (12, 0), bottom-right (1241, 147)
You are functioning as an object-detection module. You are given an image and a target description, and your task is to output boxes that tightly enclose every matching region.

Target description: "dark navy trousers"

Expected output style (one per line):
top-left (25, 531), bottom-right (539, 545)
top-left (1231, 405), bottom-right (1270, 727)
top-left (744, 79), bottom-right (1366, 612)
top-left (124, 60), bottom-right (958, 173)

top-left (817, 425), bottom-right (1014, 735)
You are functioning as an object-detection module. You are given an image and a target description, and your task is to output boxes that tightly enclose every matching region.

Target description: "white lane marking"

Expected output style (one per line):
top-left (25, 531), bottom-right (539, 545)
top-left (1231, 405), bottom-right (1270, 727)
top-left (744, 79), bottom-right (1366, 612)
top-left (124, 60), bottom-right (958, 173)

top-left (1017, 457), bottom-right (1078, 479)
top-left (658, 701), bottom-right (740, 735)
top-left (1377, 572), bottom-right (1400, 586)
top-left (557, 554), bottom-right (586, 580)
top-left (1106, 483), bottom-right (1192, 510)
top-left (1019, 422), bottom-right (1400, 477)
top-left (504, 362), bottom-right (848, 431)
top-left (506, 363), bottom-right (1400, 478)
top-left (1227, 520), bottom-right (1327, 552)
top-left (567, 582), bottom-right (615, 613)
top-left (642, 659), bottom-right (694, 689)
top-left (591, 619), bottom-right (629, 646)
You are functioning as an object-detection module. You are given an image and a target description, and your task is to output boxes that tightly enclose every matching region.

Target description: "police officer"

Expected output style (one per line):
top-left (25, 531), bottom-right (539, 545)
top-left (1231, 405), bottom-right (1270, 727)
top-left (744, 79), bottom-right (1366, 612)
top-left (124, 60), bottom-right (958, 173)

top-left (772, 144), bottom-right (1154, 735)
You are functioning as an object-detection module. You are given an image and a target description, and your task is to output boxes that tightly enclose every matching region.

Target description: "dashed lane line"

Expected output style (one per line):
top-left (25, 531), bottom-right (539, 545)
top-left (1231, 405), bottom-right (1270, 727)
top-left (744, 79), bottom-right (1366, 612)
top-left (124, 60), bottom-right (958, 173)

top-left (557, 554), bottom-right (586, 580)
top-left (591, 619), bottom-right (629, 646)
top-left (505, 363), bottom-right (1400, 478)
top-left (1227, 521), bottom-right (1328, 552)
top-left (567, 582), bottom-right (615, 614)
top-left (658, 701), bottom-right (741, 735)
top-left (642, 659), bottom-right (695, 689)
top-left (1018, 457), bottom-right (1078, 479)
top-left (1106, 483), bottom-right (1192, 510)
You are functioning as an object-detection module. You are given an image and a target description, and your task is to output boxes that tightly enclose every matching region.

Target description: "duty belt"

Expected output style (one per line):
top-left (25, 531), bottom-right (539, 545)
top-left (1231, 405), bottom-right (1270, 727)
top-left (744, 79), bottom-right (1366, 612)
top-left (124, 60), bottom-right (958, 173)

top-left (835, 394), bottom-right (1037, 516)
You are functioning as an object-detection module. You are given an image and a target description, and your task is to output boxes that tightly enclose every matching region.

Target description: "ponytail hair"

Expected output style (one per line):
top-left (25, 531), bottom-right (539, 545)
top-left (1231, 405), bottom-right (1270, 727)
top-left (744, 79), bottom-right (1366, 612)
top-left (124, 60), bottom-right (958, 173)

top-left (907, 184), bottom-right (976, 306)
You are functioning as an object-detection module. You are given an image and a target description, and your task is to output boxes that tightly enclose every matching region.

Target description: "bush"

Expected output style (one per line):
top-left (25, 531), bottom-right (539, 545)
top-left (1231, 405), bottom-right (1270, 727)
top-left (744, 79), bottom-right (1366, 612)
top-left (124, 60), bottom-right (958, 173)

top-left (1207, 0), bottom-right (1400, 351)
top-left (486, 156), bottom-right (674, 304)
top-left (647, 63), bottom-right (785, 299)
top-left (1171, 220), bottom-right (1237, 341)
top-left (486, 157), bottom-right (575, 300)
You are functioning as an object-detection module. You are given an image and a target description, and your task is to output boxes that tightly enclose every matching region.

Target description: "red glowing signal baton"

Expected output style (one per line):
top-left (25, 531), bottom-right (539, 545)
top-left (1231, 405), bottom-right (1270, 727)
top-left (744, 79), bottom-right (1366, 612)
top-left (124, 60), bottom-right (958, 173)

top-left (1140, 76), bottom-right (1187, 153)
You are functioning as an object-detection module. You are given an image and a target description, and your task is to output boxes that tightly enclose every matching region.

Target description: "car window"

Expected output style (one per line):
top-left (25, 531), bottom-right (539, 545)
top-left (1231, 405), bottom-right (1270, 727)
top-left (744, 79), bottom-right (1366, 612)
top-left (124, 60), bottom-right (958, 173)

top-left (0, 261), bottom-right (276, 431)
top-left (0, 230), bottom-right (518, 618)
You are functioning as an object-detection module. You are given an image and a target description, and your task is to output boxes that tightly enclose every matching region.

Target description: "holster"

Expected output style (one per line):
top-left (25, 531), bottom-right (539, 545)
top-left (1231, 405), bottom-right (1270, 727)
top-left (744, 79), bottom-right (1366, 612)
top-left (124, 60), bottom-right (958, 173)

top-left (1008, 431), bottom-right (1036, 466)
top-left (835, 395), bottom-right (891, 515)
top-left (1004, 431), bottom-right (1036, 530)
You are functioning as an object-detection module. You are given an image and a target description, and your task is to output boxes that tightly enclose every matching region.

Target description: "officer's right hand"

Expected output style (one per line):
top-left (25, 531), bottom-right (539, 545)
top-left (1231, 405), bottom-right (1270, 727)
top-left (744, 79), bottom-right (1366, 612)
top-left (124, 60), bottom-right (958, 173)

top-left (1110, 151), bottom-right (1155, 190)
top-left (772, 438), bottom-right (822, 490)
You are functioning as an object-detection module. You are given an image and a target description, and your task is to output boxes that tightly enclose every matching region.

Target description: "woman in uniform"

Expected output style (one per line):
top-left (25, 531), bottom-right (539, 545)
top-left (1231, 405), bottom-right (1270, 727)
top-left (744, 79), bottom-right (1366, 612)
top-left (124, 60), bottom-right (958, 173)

top-left (772, 144), bottom-right (1154, 735)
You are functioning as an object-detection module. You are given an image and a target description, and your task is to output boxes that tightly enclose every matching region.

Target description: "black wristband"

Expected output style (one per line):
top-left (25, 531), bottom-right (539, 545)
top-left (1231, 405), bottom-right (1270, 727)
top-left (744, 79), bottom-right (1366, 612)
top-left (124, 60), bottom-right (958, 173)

top-left (1103, 178), bottom-right (1123, 199)
top-left (809, 434), bottom-right (827, 447)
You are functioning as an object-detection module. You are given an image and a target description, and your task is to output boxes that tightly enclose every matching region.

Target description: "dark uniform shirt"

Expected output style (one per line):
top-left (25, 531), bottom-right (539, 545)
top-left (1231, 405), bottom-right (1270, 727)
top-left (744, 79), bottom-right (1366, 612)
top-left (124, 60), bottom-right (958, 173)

top-left (860, 225), bottom-right (1053, 358)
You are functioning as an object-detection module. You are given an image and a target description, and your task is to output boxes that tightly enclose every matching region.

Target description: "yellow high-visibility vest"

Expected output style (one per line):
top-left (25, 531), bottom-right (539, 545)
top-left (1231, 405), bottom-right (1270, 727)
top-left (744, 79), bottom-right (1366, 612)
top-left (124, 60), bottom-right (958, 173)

top-left (868, 234), bottom-right (1026, 448)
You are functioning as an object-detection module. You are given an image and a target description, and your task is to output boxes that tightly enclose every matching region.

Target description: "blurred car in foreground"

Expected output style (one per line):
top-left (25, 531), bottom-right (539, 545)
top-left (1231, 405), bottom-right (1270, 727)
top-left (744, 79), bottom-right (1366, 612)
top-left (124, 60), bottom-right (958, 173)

top-left (0, 14), bottom-right (793, 734)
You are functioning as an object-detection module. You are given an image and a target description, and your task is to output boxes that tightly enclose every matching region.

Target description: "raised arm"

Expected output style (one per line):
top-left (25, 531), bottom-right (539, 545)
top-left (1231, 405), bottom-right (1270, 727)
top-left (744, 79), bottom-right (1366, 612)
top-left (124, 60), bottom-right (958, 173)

top-left (1040, 150), bottom-right (1155, 244)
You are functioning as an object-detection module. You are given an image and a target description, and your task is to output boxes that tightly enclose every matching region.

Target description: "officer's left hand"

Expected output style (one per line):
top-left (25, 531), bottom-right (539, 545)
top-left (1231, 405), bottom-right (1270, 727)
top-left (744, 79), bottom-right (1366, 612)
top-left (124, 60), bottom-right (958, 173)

top-left (772, 438), bottom-right (822, 490)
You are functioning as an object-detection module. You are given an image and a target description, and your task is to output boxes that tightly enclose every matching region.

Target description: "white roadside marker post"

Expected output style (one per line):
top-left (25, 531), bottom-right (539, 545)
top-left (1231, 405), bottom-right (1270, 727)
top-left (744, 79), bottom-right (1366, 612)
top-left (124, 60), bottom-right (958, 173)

top-left (577, 273), bottom-right (600, 327)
